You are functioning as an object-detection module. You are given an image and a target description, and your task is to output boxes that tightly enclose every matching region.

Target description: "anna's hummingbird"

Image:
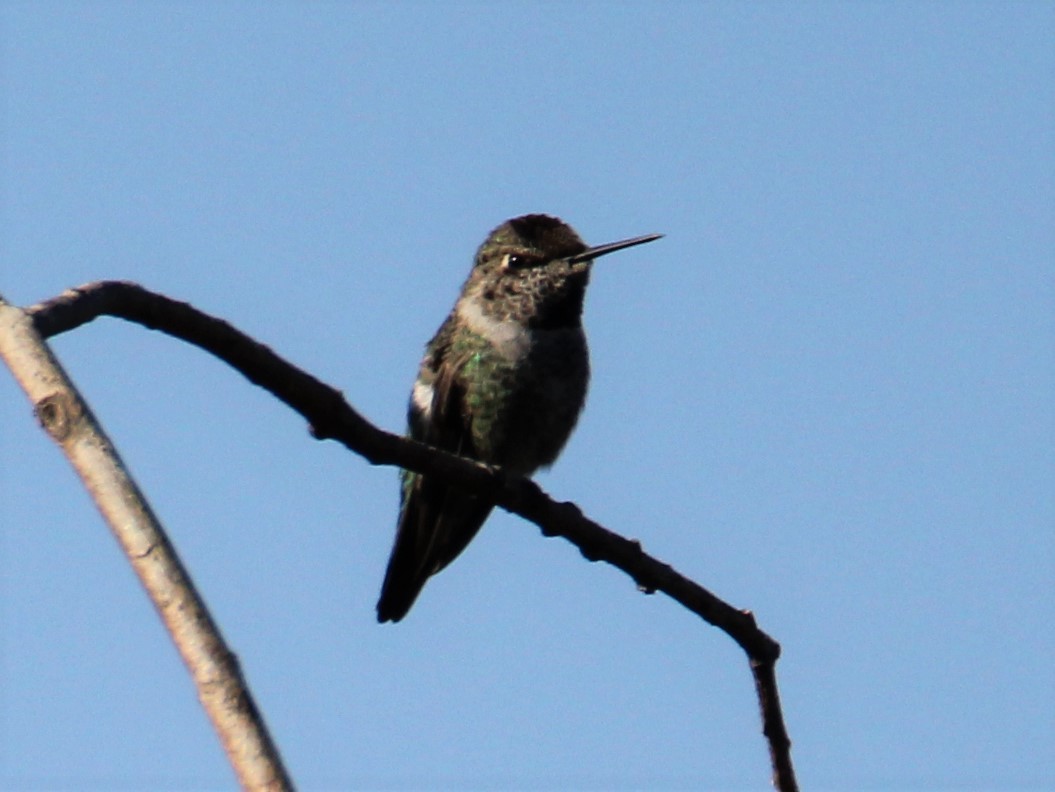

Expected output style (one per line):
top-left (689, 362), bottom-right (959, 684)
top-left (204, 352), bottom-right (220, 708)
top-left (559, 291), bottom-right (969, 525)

top-left (376, 214), bottom-right (661, 623)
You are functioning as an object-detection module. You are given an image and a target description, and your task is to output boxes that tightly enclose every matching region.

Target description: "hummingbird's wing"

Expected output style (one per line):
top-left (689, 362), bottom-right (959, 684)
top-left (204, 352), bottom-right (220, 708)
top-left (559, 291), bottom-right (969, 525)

top-left (376, 336), bottom-right (496, 623)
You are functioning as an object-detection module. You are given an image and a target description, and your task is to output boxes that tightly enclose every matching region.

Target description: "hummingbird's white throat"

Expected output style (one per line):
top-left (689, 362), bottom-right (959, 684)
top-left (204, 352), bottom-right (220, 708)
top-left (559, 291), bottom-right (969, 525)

top-left (456, 296), bottom-right (533, 361)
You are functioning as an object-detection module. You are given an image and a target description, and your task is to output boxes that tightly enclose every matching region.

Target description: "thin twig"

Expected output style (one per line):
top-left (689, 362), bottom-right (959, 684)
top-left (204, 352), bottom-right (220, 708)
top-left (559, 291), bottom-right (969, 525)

top-left (24, 280), bottom-right (798, 791)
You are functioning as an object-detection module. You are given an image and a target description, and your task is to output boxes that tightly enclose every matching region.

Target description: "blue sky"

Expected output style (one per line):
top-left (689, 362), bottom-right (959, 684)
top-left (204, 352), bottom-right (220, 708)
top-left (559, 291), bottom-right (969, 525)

top-left (2, 2), bottom-right (1052, 789)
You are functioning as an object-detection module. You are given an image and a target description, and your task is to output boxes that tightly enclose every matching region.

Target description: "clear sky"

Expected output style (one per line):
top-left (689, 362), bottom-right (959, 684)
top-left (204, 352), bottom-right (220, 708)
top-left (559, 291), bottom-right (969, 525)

top-left (2, 2), bottom-right (1052, 790)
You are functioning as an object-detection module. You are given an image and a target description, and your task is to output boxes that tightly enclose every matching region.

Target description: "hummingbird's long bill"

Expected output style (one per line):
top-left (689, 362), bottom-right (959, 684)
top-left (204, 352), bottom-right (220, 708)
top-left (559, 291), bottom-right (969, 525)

top-left (567, 232), bottom-right (664, 264)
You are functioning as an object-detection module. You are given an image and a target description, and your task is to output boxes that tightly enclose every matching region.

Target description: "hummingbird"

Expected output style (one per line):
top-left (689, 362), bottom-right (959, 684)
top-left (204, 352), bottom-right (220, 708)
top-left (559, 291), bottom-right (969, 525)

top-left (376, 214), bottom-right (661, 623)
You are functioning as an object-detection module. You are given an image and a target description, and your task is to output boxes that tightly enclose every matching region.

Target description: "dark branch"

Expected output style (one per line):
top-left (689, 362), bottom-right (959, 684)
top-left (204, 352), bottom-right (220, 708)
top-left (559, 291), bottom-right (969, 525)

top-left (29, 280), bottom-right (797, 790)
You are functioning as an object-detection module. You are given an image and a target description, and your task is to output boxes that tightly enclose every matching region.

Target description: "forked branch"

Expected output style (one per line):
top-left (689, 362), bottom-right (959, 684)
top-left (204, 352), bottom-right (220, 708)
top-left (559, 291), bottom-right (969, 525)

top-left (7, 281), bottom-right (797, 791)
top-left (0, 293), bottom-right (292, 792)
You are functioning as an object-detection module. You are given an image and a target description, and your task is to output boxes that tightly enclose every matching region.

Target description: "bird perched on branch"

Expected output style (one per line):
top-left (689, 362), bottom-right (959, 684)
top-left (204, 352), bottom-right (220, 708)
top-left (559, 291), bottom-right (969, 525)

top-left (377, 214), bottom-right (661, 622)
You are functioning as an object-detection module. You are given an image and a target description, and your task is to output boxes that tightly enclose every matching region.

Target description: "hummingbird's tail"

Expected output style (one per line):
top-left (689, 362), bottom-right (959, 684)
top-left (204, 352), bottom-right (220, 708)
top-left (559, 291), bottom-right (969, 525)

top-left (376, 476), bottom-right (495, 623)
top-left (375, 549), bottom-right (428, 624)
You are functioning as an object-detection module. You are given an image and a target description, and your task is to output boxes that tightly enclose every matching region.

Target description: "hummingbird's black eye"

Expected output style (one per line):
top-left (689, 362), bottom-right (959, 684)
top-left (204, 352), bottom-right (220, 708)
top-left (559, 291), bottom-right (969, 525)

top-left (504, 253), bottom-right (532, 269)
top-left (500, 254), bottom-right (540, 272)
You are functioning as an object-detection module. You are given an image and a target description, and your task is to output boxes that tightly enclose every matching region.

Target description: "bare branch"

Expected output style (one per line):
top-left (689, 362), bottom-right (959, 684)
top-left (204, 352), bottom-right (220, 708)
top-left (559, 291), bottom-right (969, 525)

top-left (22, 280), bottom-right (798, 791)
top-left (0, 293), bottom-right (293, 792)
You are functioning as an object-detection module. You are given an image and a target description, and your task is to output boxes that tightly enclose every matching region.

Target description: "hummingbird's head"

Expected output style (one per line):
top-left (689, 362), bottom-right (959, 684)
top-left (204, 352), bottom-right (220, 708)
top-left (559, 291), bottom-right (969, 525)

top-left (463, 214), bottom-right (661, 329)
top-left (479, 214), bottom-right (590, 267)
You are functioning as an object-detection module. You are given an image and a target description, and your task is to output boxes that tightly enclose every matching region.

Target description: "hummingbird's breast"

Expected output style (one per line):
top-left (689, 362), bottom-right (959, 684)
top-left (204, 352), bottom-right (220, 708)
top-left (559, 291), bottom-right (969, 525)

top-left (454, 296), bottom-right (589, 474)
top-left (509, 325), bottom-right (590, 471)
